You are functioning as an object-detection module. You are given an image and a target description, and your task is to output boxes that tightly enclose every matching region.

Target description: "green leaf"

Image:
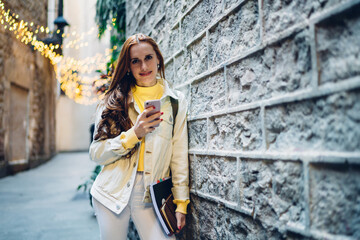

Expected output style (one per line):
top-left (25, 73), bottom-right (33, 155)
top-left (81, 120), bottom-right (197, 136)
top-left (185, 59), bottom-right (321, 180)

top-left (95, 0), bottom-right (126, 39)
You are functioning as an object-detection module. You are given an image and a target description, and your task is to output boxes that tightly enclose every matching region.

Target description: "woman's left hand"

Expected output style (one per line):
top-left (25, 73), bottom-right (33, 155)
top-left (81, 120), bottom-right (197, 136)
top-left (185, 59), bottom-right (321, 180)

top-left (175, 212), bottom-right (186, 234)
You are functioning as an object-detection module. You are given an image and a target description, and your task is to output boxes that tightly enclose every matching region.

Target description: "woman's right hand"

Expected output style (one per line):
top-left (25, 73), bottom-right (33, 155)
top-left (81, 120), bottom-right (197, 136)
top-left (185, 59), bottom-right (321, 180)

top-left (134, 107), bottom-right (163, 139)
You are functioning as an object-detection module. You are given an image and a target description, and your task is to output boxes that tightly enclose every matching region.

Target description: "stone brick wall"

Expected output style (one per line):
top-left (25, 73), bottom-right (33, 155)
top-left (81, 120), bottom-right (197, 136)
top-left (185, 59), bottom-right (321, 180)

top-left (126, 0), bottom-right (360, 239)
top-left (0, 0), bottom-right (57, 177)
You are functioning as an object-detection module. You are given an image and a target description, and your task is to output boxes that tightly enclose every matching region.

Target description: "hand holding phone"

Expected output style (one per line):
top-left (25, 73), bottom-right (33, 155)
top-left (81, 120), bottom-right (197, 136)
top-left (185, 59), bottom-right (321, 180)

top-left (144, 100), bottom-right (161, 127)
top-left (134, 99), bottom-right (162, 139)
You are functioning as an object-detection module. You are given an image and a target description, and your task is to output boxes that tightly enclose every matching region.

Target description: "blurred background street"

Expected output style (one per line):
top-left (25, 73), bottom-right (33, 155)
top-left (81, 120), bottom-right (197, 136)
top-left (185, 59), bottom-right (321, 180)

top-left (0, 152), bottom-right (99, 240)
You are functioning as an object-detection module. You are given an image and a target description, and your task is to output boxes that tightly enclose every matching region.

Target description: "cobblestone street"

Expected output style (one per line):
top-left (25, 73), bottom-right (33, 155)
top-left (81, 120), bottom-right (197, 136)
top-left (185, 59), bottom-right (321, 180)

top-left (0, 152), bottom-right (100, 240)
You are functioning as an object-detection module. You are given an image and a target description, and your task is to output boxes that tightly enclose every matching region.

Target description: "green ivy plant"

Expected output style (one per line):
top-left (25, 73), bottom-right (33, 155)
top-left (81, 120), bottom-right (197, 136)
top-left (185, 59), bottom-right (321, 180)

top-left (95, 0), bottom-right (126, 79)
top-left (77, 165), bottom-right (102, 207)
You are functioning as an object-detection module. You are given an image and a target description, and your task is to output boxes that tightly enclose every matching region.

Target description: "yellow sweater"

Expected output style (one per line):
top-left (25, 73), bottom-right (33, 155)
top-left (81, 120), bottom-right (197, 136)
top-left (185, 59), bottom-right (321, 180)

top-left (132, 82), bottom-right (163, 172)
top-left (125, 81), bottom-right (189, 214)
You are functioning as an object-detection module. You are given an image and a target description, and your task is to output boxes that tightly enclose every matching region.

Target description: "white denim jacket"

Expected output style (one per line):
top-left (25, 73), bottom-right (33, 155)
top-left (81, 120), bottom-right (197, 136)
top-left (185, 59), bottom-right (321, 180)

top-left (89, 79), bottom-right (189, 214)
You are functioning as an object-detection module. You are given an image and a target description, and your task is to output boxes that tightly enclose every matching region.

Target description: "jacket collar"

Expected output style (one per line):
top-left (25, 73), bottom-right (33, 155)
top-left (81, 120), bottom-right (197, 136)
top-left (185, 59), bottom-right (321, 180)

top-left (159, 78), bottom-right (178, 100)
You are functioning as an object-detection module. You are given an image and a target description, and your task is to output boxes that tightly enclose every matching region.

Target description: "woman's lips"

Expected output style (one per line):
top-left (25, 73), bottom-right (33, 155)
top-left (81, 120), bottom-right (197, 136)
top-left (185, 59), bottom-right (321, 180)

top-left (139, 71), bottom-right (152, 76)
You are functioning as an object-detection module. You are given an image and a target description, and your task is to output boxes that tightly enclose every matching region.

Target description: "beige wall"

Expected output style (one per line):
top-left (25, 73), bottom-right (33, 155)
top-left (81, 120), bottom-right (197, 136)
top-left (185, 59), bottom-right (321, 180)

top-left (56, 0), bottom-right (110, 151)
top-left (56, 97), bottom-right (96, 151)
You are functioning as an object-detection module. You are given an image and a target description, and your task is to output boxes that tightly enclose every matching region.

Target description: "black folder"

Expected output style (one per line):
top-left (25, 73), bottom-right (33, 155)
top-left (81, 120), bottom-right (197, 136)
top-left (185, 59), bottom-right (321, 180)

top-left (149, 177), bottom-right (176, 236)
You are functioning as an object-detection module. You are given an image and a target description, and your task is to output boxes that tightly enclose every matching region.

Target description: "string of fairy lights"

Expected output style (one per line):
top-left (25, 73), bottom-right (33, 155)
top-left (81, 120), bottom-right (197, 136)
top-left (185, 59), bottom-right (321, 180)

top-left (0, 0), bottom-right (118, 105)
top-left (58, 50), bottom-right (114, 105)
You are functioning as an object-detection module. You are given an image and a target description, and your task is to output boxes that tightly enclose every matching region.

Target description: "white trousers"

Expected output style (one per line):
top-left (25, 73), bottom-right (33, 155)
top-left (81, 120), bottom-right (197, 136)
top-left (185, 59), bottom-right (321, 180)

top-left (92, 172), bottom-right (176, 240)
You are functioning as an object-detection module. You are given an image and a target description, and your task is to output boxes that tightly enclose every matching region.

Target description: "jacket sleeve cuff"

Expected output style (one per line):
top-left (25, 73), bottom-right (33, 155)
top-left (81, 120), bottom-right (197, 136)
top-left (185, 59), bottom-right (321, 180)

top-left (120, 127), bottom-right (140, 149)
top-left (173, 199), bottom-right (190, 214)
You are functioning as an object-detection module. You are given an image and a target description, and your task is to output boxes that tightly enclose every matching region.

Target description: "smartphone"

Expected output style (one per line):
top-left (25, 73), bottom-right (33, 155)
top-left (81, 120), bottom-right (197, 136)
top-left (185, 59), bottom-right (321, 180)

top-left (144, 100), bottom-right (161, 127)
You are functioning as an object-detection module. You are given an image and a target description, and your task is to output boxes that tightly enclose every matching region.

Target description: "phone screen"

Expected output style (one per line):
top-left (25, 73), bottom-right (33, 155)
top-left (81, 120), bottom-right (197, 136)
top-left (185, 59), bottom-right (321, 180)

top-left (145, 100), bottom-right (161, 117)
top-left (144, 100), bottom-right (161, 127)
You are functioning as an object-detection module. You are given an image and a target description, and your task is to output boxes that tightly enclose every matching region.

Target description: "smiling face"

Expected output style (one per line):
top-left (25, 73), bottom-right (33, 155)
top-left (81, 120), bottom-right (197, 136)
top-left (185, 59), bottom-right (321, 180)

top-left (129, 41), bottom-right (160, 87)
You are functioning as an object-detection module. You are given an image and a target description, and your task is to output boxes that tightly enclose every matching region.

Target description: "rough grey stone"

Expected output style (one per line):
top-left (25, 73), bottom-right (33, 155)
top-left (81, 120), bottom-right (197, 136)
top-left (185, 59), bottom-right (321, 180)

top-left (126, 1), bottom-right (360, 239)
top-left (187, 35), bottom-right (208, 79)
top-left (309, 163), bottom-right (360, 238)
top-left (145, 0), bottom-right (163, 32)
top-left (126, 1), bottom-right (136, 18)
top-left (164, 59), bottom-right (174, 84)
top-left (286, 232), bottom-right (315, 240)
top-left (209, 0), bottom-right (260, 67)
top-left (240, 159), bottom-right (305, 231)
top-left (190, 70), bottom-right (225, 116)
top-left (128, 11), bottom-right (141, 36)
top-left (181, 0), bottom-right (223, 41)
top-left (138, 1), bottom-right (149, 22)
top-left (224, 0), bottom-right (243, 11)
top-left (316, 4), bottom-right (360, 84)
top-left (209, 109), bottom-right (262, 151)
top-left (265, 90), bottom-right (360, 151)
top-left (195, 155), bottom-right (237, 202)
top-left (188, 119), bottom-right (207, 149)
top-left (189, 155), bottom-right (196, 190)
top-left (186, 195), bottom-right (284, 239)
top-left (170, 0), bottom-right (182, 25)
top-left (263, 0), bottom-right (346, 37)
top-left (126, 2), bottom-right (140, 27)
top-left (215, 208), bottom-right (272, 240)
top-left (227, 30), bottom-right (311, 106)
top-left (136, 16), bottom-right (147, 35)
top-left (173, 34), bottom-right (208, 85)
top-left (186, 195), bottom-right (218, 239)
top-left (174, 50), bottom-right (191, 85)
top-left (159, 24), bottom-right (180, 60)
top-left (180, 0), bottom-right (198, 14)
top-left (152, 16), bottom-right (166, 43)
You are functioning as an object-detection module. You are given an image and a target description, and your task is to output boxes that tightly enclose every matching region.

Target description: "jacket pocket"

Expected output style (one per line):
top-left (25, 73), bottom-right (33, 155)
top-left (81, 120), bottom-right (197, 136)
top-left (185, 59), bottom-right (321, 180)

top-left (157, 110), bottom-right (173, 140)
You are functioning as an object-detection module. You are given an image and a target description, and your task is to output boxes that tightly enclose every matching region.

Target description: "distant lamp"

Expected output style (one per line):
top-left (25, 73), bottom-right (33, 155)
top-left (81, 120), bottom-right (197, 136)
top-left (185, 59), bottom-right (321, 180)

top-left (41, 0), bottom-right (69, 55)
top-left (54, 16), bottom-right (69, 30)
top-left (53, 15), bottom-right (70, 54)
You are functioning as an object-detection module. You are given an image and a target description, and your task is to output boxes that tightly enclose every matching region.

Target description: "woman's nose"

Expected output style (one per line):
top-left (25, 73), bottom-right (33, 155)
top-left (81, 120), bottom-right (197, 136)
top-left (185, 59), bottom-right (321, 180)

top-left (141, 61), bottom-right (147, 71)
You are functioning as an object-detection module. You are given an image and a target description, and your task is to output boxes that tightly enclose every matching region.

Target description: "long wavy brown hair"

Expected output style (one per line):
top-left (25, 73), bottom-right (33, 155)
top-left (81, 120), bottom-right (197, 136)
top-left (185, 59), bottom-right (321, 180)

top-left (94, 33), bottom-right (165, 141)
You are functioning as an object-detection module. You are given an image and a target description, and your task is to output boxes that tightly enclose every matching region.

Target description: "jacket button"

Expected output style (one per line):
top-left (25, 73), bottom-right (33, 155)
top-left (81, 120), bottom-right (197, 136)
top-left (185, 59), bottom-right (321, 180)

top-left (133, 162), bottom-right (136, 168)
top-left (116, 205), bottom-right (120, 210)
top-left (127, 182), bottom-right (130, 187)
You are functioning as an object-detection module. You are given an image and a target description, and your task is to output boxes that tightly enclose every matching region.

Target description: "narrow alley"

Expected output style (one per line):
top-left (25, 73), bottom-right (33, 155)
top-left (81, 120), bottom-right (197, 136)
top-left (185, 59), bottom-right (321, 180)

top-left (1, 0), bottom-right (359, 239)
top-left (0, 152), bottom-right (100, 240)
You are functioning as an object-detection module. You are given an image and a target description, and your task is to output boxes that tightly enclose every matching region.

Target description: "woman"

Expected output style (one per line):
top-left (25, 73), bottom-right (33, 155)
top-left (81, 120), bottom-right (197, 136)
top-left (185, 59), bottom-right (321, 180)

top-left (89, 33), bottom-right (190, 240)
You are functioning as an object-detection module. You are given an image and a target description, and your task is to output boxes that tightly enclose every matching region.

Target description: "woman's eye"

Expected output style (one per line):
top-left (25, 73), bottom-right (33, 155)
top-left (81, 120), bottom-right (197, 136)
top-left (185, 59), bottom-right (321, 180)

top-left (145, 55), bottom-right (153, 60)
top-left (131, 60), bottom-right (138, 64)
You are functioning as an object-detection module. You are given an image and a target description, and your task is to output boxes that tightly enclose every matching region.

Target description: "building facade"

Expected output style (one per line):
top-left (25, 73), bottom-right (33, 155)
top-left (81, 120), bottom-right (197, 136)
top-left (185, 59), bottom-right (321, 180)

top-left (126, 0), bottom-right (360, 239)
top-left (0, 0), bottom-right (57, 177)
top-left (55, 0), bottom-right (110, 152)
